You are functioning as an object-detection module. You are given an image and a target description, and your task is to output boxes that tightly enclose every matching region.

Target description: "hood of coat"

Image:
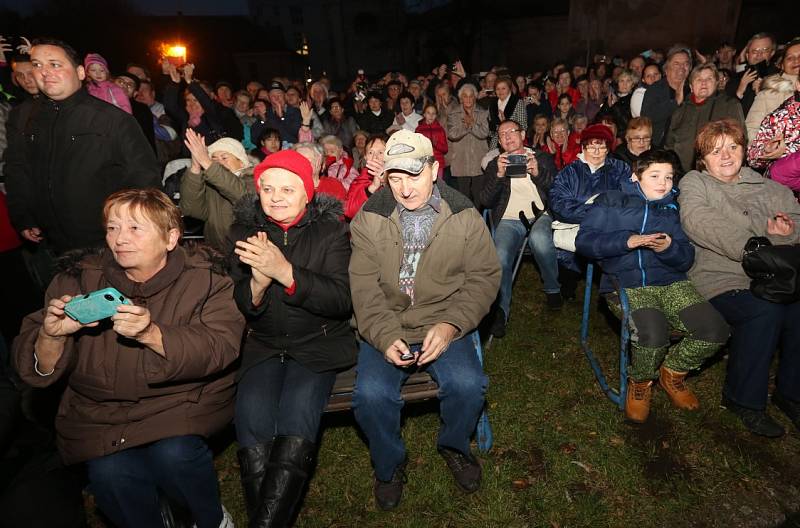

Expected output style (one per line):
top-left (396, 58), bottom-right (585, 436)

top-left (232, 191), bottom-right (344, 231)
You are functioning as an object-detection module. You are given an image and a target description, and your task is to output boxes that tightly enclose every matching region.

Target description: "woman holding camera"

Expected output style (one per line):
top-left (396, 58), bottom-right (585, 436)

top-left (13, 189), bottom-right (244, 528)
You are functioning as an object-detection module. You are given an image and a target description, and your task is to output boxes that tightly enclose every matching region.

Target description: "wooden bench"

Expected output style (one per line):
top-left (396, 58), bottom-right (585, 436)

top-left (325, 367), bottom-right (440, 413)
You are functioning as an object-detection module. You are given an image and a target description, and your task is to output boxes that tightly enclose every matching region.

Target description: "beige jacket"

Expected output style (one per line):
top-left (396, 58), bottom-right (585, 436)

top-left (446, 105), bottom-right (490, 177)
top-left (349, 185), bottom-right (500, 353)
top-left (678, 167), bottom-right (800, 300)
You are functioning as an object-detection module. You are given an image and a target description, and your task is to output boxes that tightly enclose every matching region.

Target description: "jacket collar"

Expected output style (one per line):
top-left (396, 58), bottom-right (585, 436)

top-left (42, 86), bottom-right (89, 110)
top-left (102, 246), bottom-right (187, 299)
top-left (363, 181), bottom-right (474, 218)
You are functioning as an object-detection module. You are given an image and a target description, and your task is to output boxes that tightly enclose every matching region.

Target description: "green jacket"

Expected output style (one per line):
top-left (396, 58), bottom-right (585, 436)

top-left (664, 92), bottom-right (744, 173)
top-left (678, 167), bottom-right (800, 300)
top-left (179, 163), bottom-right (253, 249)
top-left (349, 184), bottom-right (501, 353)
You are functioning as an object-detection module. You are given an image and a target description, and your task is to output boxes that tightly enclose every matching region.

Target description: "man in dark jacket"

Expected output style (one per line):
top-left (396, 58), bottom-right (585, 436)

top-left (113, 72), bottom-right (156, 152)
top-left (3, 38), bottom-right (160, 262)
top-left (642, 46), bottom-right (692, 146)
top-left (726, 32), bottom-right (777, 115)
top-left (480, 120), bottom-right (560, 337)
top-left (250, 81), bottom-right (301, 144)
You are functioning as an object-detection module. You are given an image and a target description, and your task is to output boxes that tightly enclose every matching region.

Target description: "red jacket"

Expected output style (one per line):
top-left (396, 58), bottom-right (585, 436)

top-left (415, 120), bottom-right (449, 168)
top-left (345, 168), bottom-right (375, 220)
top-left (317, 176), bottom-right (347, 203)
top-left (0, 192), bottom-right (21, 252)
top-left (542, 139), bottom-right (580, 170)
top-left (548, 87), bottom-right (581, 111)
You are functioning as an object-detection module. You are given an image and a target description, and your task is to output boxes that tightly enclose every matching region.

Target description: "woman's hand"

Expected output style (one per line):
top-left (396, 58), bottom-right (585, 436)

top-left (235, 233), bottom-right (294, 287)
top-left (299, 101), bottom-right (313, 124)
top-left (184, 129), bottom-right (212, 171)
top-left (767, 212), bottom-right (795, 236)
top-left (182, 63), bottom-right (195, 84)
top-left (112, 304), bottom-right (153, 340)
top-left (42, 295), bottom-right (98, 339)
top-left (760, 134), bottom-right (786, 160)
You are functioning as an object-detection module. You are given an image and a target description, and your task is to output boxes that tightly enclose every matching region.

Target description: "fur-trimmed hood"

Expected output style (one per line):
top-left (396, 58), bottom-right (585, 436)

top-left (232, 191), bottom-right (344, 230)
top-left (56, 241), bottom-right (229, 278)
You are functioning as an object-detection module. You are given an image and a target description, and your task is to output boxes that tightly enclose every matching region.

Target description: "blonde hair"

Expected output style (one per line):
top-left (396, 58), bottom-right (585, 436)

top-left (103, 188), bottom-right (183, 242)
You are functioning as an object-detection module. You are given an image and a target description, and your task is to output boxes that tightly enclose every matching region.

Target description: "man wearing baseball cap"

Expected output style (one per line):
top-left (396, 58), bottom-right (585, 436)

top-left (349, 130), bottom-right (500, 509)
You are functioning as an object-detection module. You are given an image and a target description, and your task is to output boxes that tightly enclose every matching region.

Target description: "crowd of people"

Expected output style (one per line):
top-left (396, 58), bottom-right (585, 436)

top-left (0, 31), bottom-right (799, 527)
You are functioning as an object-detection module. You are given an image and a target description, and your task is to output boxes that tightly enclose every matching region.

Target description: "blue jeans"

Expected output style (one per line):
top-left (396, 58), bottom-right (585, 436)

top-left (710, 290), bottom-right (800, 410)
top-left (86, 435), bottom-right (222, 528)
top-left (235, 356), bottom-right (337, 447)
top-left (352, 334), bottom-right (488, 481)
top-left (494, 214), bottom-right (560, 318)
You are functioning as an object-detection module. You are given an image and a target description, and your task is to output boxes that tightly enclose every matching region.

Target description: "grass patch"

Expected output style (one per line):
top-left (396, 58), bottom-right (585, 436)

top-left (94, 266), bottom-right (800, 527)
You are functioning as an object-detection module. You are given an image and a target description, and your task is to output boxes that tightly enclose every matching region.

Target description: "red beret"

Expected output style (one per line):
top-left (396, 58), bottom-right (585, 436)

top-left (580, 124), bottom-right (615, 150)
top-left (253, 150), bottom-right (315, 201)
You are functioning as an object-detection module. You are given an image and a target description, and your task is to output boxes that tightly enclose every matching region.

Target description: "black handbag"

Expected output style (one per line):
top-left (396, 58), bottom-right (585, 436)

top-left (742, 237), bottom-right (800, 303)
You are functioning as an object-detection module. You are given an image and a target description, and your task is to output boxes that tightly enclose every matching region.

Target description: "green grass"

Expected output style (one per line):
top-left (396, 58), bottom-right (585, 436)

top-left (96, 265), bottom-right (800, 527)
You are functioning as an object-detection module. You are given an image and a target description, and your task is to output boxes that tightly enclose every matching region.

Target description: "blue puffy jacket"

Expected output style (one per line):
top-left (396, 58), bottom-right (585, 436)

top-left (549, 156), bottom-right (632, 224)
top-left (575, 183), bottom-right (694, 289)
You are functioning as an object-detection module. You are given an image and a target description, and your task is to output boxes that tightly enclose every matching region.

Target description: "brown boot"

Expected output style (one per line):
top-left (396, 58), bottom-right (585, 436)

top-left (625, 380), bottom-right (654, 423)
top-left (659, 366), bottom-right (700, 410)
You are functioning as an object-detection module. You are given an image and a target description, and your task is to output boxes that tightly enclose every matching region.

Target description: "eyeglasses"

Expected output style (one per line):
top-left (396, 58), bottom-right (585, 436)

top-left (749, 47), bottom-right (773, 55)
top-left (584, 145), bottom-right (608, 153)
top-left (627, 136), bottom-right (652, 143)
top-left (498, 129), bottom-right (523, 138)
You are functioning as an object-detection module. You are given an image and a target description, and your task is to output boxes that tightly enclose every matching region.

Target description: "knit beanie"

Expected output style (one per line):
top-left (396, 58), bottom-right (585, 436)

top-left (207, 138), bottom-right (251, 169)
top-left (84, 53), bottom-right (109, 72)
top-left (253, 150), bottom-right (315, 201)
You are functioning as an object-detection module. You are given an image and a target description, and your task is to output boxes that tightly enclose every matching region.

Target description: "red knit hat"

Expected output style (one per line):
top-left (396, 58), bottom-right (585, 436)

top-left (253, 150), bottom-right (315, 201)
top-left (580, 124), bottom-right (615, 150)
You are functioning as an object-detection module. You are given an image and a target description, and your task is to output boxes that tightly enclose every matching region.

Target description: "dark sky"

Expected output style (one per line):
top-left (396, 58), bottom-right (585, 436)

top-left (0, 0), bottom-right (250, 16)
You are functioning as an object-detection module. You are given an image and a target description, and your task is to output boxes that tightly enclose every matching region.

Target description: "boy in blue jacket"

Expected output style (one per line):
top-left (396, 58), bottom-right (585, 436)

top-left (576, 149), bottom-right (729, 423)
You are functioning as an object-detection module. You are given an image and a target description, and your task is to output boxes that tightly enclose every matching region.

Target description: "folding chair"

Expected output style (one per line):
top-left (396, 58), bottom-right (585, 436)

top-left (579, 262), bottom-right (630, 411)
top-left (325, 330), bottom-right (494, 453)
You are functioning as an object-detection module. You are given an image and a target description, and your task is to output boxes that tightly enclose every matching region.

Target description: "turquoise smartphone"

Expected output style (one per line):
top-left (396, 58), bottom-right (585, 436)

top-left (64, 287), bottom-right (131, 324)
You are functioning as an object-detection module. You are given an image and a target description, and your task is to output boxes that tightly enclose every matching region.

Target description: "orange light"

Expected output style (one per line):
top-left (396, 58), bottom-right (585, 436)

top-left (160, 43), bottom-right (187, 65)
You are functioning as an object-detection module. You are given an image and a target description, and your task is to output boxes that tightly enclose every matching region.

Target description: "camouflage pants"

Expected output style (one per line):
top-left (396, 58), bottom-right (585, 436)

top-left (624, 280), bottom-right (729, 381)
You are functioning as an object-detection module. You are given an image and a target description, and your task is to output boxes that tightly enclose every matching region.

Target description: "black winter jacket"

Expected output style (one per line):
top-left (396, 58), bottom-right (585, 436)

top-left (3, 88), bottom-right (160, 254)
top-left (355, 109), bottom-right (394, 135)
top-left (479, 149), bottom-right (557, 227)
top-left (227, 193), bottom-right (357, 375)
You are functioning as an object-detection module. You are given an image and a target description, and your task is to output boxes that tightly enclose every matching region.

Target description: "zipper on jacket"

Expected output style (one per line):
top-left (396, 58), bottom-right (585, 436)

top-left (283, 231), bottom-right (288, 246)
top-left (280, 351), bottom-right (285, 363)
top-left (638, 201), bottom-right (649, 286)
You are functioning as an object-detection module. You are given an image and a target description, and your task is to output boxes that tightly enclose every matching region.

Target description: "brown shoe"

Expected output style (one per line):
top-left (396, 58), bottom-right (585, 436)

top-left (659, 366), bottom-right (700, 410)
top-left (625, 380), bottom-right (654, 423)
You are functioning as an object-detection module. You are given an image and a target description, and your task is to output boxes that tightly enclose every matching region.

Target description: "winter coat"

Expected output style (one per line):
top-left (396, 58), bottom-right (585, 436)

top-left (664, 92), bottom-right (744, 174)
top-left (179, 163), bottom-right (254, 250)
top-left (549, 156), bottom-right (633, 225)
top-left (349, 184), bottom-right (501, 354)
top-left (641, 78), bottom-right (691, 146)
top-left (488, 94), bottom-right (528, 149)
top-left (355, 109), bottom-right (394, 136)
top-left (447, 105), bottom-right (490, 177)
top-left (479, 148), bottom-right (557, 227)
top-left (768, 150), bottom-right (800, 192)
top-left (744, 73), bottom-right (796, 143)
top-left (3, 89), bottom-right (160, 254)
top-left (678, 167), bottom-right (800, 300)
top-left (541, 139), bottom-right (580, 170)
top-left (85, 80), bottom-right (132, 114)
top-left (547, 87), bottom-right (581, 110)
top-left (227, 193), bottom-right (357, 375)
top-left (612, 144), bottom-right (641, 167)
top-left (12, 245), bottom-right (245, 465)
top-left (747, 96), bottom-right (800, 171)
top-left (576, 185), bottom-right (694, 289)
top-left (415, 120), bottom-right (449, 168)
top-left (251, 105), bottom-right (302, 145)
top-left (163, 80), bottom-right (243, 146)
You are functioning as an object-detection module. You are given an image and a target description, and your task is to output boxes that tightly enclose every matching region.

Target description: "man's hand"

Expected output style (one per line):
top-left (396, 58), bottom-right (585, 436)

top-left (21, 227), bottom-right (44, 243)
top-left (384, 339), bottom-right (416, 367)
top-left (526, 153), bottom-right (539, 177)
top-left (418, 323), bottom-right (458, 365)
top-left (182, 63), bottom-right (195, 84)
top-left (674, 80), bottom-right (686, 105)
top-left (767, 212), bottom-right (795, 237)
top-left (496, 153), bottom-right (509, 178)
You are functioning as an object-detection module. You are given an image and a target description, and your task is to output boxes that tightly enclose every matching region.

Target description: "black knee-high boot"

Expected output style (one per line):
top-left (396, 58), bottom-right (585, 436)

top-left (249, 436), bottom-right (315, 528)
top-left (238, 441), bottom-right (273, 519)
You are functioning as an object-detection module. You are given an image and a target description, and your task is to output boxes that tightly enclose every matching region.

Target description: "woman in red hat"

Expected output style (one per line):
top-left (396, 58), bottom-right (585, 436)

top-left (227, 149), bottom-right (356, 527)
